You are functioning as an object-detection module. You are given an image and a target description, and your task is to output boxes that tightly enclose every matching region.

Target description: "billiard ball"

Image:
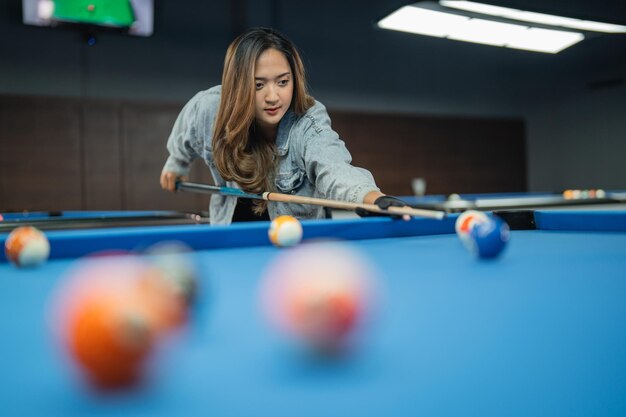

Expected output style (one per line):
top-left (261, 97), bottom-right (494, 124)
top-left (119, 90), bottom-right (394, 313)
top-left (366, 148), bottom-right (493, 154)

top-left (455, 210), bottom-right (489, 237)
top-left (51, 251), bottom-right (191, 391)
top-left (144, 241), bottom-right (199, 308)
top-left (260, 242), bottom-right (377, 353)
top-left (4, 226), bottom-right (50, 267)
top-left (468, 216), bottom-right (510, 258)
top-left (268, 215), bottom-right (303, 247)
top-left (67, 286), bottom-right (156, 389)
top-left (455, 210), bottom-right (489, 250)
top-left (135, 266), bottom-right (188, 334)
top-left (53, 257), bottom-right (160, 389)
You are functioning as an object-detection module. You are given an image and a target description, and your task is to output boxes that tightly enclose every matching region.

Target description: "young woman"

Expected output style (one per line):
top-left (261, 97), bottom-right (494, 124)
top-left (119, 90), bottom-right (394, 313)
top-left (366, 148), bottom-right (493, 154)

top-left (161, 27), bottom-right (406, 224)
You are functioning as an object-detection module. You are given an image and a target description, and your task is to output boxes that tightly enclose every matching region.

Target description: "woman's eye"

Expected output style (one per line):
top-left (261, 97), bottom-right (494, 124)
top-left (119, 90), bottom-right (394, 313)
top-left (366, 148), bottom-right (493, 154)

top-left (256, 83), bottom-right (264, 90)
top-left (278, 79), bottom-right (290, 86)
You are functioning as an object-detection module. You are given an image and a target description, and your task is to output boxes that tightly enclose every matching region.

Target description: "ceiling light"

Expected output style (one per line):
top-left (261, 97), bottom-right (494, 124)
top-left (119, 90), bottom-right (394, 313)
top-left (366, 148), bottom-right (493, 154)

top-left (440, 1), bottom-right (626, 33)
top-left (378, 5), bottom-right (584, 53)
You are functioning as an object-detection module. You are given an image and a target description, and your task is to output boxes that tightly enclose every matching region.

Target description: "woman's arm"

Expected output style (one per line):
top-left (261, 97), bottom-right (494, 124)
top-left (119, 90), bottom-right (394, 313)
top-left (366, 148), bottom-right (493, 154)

top-left (161, 89), bottom-right (220, 192)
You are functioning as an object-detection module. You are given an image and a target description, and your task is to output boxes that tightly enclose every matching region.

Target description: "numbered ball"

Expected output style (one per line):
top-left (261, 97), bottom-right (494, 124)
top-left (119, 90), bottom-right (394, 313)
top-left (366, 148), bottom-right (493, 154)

top-left (53, 258), bottom-right (159, 389)
top-left (455, 210), bottom-right (489, 250)
top-left (144, 241), bottom-right (199, 308)
top-left (52, 255), bottom-right (190, 389)
top-left (260, 242), bottom-right (377, 352)
top-left (67, 285), bottom-right (156, 389)
top-left (455, 210), bottom-right (489, 237)
top-left (468, 216), bottom-right (511, 258)
top-left (268, 215), bottom-right (303, 247)
top-left (5, 226), bottom-right (50, 267)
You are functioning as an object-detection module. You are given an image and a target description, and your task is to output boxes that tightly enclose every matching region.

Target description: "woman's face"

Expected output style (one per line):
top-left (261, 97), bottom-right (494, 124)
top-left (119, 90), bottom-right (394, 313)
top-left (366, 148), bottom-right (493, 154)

top-left (254, 48), bottom-right (293, 137)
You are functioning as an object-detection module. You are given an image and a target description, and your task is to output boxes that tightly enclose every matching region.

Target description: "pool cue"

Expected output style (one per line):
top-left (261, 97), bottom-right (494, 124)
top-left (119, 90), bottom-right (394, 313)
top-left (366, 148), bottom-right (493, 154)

top-left (176, 181), bottom-right (446, 220)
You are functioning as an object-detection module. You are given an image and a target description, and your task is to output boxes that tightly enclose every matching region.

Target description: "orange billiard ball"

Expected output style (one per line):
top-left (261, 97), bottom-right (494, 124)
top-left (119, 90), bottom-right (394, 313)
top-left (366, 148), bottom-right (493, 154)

top-left (53, 256), bottom-right (187, 389)
top-left (5, 226), bottom-right (50, 267)
top-left (67, 286), bottom-right (157, 389)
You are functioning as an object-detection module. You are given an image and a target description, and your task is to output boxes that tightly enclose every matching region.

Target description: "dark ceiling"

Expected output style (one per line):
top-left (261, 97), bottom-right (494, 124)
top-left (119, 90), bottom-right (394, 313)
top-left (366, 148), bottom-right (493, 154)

top-left (2, 0), bottom-right (625, 109)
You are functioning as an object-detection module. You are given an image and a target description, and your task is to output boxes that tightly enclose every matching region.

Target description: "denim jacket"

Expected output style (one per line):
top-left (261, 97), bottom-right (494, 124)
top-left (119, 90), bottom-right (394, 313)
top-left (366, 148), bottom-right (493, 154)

top-left (162, 86), bottom-right (380, 225)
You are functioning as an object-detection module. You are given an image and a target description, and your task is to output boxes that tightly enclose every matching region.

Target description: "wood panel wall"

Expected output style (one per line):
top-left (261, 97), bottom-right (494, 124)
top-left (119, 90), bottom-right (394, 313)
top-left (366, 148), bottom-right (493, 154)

top-left (0, 95), bottom-right (211, 213)
top-left (0, 95), bottom-right (526, 213)
top-left (331, 112), bottom-right (526, 196)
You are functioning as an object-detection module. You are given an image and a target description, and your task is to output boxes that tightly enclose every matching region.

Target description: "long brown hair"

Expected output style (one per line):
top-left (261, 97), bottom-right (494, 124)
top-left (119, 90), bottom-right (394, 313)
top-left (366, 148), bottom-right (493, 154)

top-left (212, 28), bottom-right (314, 213)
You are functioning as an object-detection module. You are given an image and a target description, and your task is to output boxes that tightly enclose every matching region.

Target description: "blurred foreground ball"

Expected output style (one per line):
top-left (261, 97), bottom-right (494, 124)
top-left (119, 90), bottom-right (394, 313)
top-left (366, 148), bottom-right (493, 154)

top-left (52, 255), bottom-right (186, 389)
top-left (260, 241), bottom-right (378, 353)
top-left (144, 241), bottom-right (199, 307)
top-left (5, 226), bottom-right (50, 267)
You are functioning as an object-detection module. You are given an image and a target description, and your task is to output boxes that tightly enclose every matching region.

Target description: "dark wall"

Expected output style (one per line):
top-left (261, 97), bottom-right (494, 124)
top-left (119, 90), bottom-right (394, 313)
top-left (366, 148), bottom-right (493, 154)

top-left (332, 112), bottom-right (526, 196)
top-left (0, 96), bottom-right (211, 212)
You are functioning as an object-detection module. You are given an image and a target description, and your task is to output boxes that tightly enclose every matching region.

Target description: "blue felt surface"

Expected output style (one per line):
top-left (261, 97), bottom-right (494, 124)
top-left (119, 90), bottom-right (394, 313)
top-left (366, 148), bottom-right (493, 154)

top-left (1, 224), bottom-right (626, 416)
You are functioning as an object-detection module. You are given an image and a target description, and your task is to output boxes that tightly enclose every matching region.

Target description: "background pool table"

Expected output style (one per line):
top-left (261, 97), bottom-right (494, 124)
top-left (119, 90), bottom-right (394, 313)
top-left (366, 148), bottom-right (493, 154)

top-left (1, 210), bottom-right (625, 417)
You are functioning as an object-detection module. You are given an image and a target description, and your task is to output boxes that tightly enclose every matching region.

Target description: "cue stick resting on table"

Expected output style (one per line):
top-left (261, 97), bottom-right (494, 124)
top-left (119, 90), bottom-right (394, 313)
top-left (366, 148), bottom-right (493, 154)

top-left (176, 181), bottom-right (446, 220)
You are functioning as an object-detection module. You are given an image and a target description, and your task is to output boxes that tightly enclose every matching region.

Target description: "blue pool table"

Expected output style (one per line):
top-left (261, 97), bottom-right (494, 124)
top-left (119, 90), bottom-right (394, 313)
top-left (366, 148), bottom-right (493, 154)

top-left (1, 210), bottom-right (626, 417)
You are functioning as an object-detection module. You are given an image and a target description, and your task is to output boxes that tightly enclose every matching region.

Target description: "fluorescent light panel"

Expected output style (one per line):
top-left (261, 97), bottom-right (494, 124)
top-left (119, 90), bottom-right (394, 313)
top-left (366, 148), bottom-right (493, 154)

top-left (378, 5), bottom-right (584, 53)
top-left (440, 1), bottom-right (626, 33)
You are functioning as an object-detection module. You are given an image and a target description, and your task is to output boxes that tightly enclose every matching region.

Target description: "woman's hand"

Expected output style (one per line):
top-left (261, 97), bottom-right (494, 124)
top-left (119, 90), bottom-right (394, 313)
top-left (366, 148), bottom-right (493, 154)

top-left (160, 171), bottom-right (187, 193)
top-left (358, 194), bottom-right (412, 221)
